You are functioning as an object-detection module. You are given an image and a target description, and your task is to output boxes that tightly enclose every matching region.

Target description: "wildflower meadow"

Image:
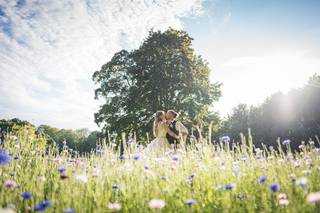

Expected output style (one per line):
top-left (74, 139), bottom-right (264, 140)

top-left (1, 127), bottom-right (320, 213)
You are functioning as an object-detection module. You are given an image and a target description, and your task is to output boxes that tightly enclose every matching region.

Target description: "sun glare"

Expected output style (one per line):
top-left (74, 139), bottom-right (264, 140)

top-left (215, 48), bottom-right (319, 115)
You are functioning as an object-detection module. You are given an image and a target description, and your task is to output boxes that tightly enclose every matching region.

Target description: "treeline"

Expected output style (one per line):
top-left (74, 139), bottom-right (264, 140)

top-left (37, 125), bottom-right (100, 153)
top-left (0, 119), bottom-right (99, 153)
top-left (219, 74), bottom-right (320, 148)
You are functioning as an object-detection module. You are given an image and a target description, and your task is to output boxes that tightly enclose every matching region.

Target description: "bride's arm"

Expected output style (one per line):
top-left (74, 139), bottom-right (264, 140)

top-left (162, 123), bottom-right (179, 139)
top-left (153, 121), bottom-right (158, 137)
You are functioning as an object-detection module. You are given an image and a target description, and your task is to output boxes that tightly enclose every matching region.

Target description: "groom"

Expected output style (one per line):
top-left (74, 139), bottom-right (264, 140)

top-left (165, 110), bottom-right (188, 149)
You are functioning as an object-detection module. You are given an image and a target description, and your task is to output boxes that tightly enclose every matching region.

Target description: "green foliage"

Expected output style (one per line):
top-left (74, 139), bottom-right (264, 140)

top-left (93, 28), bottom-right (221, 134)
top-left (0, 118), bottom-right (34, 133)
top-left (77, 131), bottom-right (100, 153)
top-left (220, 74), bottom-right (320, 148)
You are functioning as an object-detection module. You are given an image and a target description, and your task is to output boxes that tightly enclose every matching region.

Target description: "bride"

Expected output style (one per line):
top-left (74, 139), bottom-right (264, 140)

top-left (145, 110), bottom-right (179, 155)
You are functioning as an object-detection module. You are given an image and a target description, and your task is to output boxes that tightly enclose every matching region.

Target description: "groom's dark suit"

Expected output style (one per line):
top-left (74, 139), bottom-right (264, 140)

top-left (166, 120), bottom-right (179, 145)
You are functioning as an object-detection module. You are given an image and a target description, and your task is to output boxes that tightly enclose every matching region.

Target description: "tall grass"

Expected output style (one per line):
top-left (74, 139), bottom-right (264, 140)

top-left (1, 128), bottom-right (320, 212)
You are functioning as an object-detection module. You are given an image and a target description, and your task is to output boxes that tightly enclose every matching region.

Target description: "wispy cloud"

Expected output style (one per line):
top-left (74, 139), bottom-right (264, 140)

top-left (0, 0), bottom-right (204, 129)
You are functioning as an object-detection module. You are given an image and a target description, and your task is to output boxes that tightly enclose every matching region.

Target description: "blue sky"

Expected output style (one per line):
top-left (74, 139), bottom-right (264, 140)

top-left (0, 0), bottom-right (319, 129)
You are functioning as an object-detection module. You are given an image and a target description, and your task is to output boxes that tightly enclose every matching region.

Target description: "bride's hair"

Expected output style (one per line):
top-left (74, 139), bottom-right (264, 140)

top-left (153, 110), bottom-right (165, 137)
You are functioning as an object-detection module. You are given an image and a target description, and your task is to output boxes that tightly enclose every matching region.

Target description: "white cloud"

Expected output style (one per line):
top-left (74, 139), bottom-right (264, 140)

top-left (0, 0), bottom-right (204, 130)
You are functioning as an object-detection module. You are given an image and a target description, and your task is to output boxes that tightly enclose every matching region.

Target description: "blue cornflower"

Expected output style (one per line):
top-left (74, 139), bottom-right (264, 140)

top-left (132, 153), bottom-right (140, 160)
top-left (96, 150), bottom-right (104, 156)
top-left (185, 199), bottom-right (196, 206)
top-left (58, 167), bottom-right (66, 174)
top-left (144, 165), bottom-right (149, 170)
top-left (127, 139), bottom-right (135, 144)
top-left (0, 150), bottom-right (11, 166)
top-left (225, 184), bottom-right (236, 190)
top-left (258, 176), bottom-right (267, 183)
top-left (34, 200), bottom-right (52, 212)
top-left (296, 177), bottom-right (308, 186)
top-left (63, 208), bottom-right (75, 213)
top-left (21, 192), bottom-right (32, 199)
top-left (96, 145), bottom-right (102, 150)
top-left (269, 183), bottom-right (280, 192)
top-left (186, 178), bottom-right (193, 185)
top-left (69, 159), bottom-right (76, 163)
top-left (282, 139), bottom-right (290, 145)
top-left (221, 136), bottom-right (231, 142)
top-left (172, 154), bottom-right (179, 161)
top-left (112, 183), bottom-right (119, 190)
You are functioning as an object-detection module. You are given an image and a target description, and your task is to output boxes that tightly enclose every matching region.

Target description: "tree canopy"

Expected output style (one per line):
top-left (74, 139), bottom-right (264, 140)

top-left (93, 28), bottom-right (221, 134)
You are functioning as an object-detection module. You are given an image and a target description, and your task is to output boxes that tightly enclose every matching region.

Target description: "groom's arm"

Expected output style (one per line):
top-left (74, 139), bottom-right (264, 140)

top-left (163, 123), bottom-right (179, 139)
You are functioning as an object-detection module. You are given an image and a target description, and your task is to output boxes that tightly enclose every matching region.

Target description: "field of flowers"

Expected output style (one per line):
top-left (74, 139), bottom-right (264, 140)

top-left (1, 128), bottom-right (320, 213)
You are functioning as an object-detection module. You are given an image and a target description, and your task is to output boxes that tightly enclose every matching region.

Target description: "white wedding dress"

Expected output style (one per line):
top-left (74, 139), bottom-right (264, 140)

top-left (145, 122), bottom-right (169, 156)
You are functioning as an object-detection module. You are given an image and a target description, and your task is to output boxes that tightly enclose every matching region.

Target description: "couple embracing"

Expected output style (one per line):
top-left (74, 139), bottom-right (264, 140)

top-left (147, 110), bottom-right (188, 155)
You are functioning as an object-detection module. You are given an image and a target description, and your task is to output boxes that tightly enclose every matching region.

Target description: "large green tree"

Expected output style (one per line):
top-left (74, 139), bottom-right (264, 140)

top-left (93, 28), bottom-right (221, 133)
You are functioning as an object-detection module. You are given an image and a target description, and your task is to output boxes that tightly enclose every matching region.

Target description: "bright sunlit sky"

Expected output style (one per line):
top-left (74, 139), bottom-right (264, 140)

top-left (184, 0), bottom-right (320, 116)
top-left (0, 0), bottom-right (320, 130)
